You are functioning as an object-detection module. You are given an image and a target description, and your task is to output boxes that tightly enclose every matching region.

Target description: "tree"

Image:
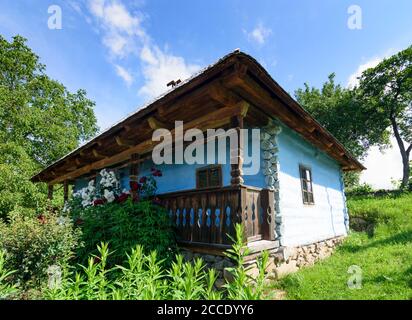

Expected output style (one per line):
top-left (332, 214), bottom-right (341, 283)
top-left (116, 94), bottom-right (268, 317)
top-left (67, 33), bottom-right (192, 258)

top-left (0, 35), bottom-right (98, 219)
top-left (295, 74), bottom-right (388, 188)
top-left (358, 46), bottom-right (412, 188)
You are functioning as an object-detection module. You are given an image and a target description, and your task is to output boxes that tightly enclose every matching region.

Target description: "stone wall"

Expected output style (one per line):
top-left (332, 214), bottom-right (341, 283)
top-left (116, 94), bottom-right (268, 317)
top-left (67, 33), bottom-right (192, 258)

top-left (181, 235), bottom-right (345, 287)
top-left (260, 121), bottom-right (283, 243)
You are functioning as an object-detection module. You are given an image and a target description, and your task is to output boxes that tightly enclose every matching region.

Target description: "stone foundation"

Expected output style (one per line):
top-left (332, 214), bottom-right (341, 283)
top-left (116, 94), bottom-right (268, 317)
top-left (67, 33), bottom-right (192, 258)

top-left (180, 235), bottom-right (345, 286)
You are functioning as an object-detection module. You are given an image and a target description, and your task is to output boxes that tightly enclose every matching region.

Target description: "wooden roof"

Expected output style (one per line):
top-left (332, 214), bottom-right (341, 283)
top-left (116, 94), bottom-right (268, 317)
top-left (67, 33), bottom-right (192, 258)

top-left (32, 50), bottom-right (365, 184)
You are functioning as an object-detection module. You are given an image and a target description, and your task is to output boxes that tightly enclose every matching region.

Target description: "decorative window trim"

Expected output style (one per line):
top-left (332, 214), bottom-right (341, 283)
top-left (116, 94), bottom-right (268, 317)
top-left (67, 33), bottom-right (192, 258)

top-left (299, 164), bottom-right (315, 205)
top-left (196, 165), bottom-right (223, 189)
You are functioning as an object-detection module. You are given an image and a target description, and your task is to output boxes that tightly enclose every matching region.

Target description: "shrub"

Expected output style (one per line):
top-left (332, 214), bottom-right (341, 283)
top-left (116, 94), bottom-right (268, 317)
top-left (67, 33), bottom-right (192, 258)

top-left (0, 249), bottom-right (17, 299)
top-left (224, 224), bottom-right (269, 300)
top-left (74, 199), bottom-right (177, 267)
top-left (43, 224), bottom-right (270, 300)
top-left (0, 211), bottom-right (80, 288)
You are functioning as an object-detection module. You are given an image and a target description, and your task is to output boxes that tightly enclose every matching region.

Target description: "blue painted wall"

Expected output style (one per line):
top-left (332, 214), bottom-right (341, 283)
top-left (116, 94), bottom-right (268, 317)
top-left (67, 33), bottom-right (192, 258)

top-left (277, 125), bottom-right (347, 246)
top-left (74, 128), bottom-right (265, 194)
top-left (73, 124), bottom-right (348, 248)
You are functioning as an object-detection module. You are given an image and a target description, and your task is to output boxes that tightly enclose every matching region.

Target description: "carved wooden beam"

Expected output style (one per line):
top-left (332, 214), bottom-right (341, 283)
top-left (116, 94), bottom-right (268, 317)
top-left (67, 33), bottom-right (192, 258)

top-left (92, 149), bottom-right (109, 159)
top-left (207, 83), bottom-right (240, 107)
top-left (115, 136), bottom-right (135, 147)
top-left (148, 116), bottom-right (167, 130)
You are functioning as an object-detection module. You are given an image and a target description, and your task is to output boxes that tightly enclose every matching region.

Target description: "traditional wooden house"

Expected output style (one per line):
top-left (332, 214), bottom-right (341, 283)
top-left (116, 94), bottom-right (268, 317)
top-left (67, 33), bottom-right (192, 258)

top-left (32, 50), bottom-right (364, 269)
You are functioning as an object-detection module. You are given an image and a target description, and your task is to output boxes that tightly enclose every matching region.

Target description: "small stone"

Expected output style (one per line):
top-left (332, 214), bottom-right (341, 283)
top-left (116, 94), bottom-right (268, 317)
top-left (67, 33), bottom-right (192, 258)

top-left (223, 268), bottom-right (235, 283)
top-left (262, 151), bottom-right (273, 160)
top-left (214, 278), bottom-right (226, 290)
top-left (203, 255), bottom-right (216, 263)
top-left (261, 140), bottom-right (275, 151)
top-left (183, 251), bottom-right (193, 261)
top-left (213, 260), bottom-right (225, 271)
top-left (260, 132), bottom-right (271, 141)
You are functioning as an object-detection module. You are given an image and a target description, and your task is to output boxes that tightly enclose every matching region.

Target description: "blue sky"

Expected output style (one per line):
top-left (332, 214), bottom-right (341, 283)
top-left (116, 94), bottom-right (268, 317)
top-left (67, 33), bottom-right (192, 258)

top-left (0, 0), bottom-right (411, 188)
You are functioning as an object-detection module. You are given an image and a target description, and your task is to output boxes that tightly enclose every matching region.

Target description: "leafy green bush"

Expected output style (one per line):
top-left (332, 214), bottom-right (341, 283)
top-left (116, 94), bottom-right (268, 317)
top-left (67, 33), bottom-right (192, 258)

top-left (0, 249), bottom-right (17, 299)
top-left (0, 211), bottom-right (80, 288)
top-left (43, 225), bottom-right (270, 300)
top-left (74, 199), bottom-right (177, 267)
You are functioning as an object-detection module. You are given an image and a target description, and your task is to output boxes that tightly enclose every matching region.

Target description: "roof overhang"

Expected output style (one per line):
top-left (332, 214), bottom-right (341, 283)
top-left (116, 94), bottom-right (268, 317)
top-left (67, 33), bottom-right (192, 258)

top-left (32, 50), bottom-right (365, 184)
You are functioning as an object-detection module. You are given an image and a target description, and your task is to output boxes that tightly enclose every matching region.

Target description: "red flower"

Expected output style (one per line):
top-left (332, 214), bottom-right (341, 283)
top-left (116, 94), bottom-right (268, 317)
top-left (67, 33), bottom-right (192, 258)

top-left (93, 199), bottom-right (106, 206)
top-left (139, 176), bottom-right (147, 184)
top-left (37, 214), bottom-right (46, 224)
top-left (130, 181), bottom-right (141, 191)
top-left (153, 169), bottom-right (162, 177)
top-left (75, 217), bottom-right (84, 226)
top-left (116, 193), bottom-right (130, 204)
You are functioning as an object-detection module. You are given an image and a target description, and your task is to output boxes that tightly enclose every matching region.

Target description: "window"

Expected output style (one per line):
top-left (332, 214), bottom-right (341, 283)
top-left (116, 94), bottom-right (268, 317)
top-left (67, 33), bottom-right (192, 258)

top-left (196, 165), bottom-right (222, 189)
top-left (299, 165), bottom-right (314, 205)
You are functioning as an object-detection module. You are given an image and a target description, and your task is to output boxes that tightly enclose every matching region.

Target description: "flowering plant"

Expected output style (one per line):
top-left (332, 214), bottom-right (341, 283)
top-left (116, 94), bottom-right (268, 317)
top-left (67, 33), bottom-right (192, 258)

top-left (68, 167), bottom-right (162, 211)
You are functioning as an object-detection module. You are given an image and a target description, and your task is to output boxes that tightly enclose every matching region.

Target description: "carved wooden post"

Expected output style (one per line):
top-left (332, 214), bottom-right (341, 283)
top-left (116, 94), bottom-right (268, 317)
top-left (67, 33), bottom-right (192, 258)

top-left (47, 184), bottom-right (54, 200)
top-left (129, 153), bottom-right (140, 201)
top-left (230, 101), bottom-right (249, 187)
top-left (63, 181), bottom-right (69, 202)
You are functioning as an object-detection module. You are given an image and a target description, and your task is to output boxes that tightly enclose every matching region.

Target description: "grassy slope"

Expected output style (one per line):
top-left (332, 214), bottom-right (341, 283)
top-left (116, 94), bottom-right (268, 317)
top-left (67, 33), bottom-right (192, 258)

top-left (272, 193), bottom-right (412, 300)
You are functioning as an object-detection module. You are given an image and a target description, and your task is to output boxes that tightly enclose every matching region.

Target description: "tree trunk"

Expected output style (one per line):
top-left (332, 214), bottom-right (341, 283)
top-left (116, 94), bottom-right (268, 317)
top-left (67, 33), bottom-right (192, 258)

top-left (390, 116), bottom-right (411, 188)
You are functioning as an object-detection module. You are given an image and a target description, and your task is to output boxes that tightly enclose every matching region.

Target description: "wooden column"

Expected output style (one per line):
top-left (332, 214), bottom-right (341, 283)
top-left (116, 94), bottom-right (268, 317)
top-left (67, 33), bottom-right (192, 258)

top-left (229, 101), bottom-right (249, 187)
top-left (63, 181), bottom-right (69, 202)
top-left (47, 184), bottom-right (54, 200)
top-left (129, 153), bottom-right (140, 201)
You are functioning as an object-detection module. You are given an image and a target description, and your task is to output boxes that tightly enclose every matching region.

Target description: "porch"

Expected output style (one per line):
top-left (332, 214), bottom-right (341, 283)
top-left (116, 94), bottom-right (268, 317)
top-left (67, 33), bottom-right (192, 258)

top-left (158, 185), bottom-right (279, 255)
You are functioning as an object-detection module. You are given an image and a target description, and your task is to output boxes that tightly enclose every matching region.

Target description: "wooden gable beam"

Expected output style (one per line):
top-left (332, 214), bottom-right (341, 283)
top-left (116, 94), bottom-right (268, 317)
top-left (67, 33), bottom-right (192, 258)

top-left (115, 136), bottom-right (135, 147)
top-left (147, 116), bottom-right (167, 130)
top-left (92, 149), bottom-right (109, 159)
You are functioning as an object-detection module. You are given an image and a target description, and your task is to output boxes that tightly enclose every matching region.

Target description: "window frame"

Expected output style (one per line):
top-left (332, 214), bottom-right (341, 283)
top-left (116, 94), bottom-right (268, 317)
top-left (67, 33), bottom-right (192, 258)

top-left (299, 164), bottom-right (315, 205)
top-left (196, 165), bottom-right (223, 189)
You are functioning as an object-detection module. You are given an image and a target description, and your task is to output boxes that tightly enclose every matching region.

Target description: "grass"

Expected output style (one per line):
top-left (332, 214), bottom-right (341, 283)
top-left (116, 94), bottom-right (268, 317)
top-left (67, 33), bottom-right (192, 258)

top-left (270, 192), bottom-right (412, 300)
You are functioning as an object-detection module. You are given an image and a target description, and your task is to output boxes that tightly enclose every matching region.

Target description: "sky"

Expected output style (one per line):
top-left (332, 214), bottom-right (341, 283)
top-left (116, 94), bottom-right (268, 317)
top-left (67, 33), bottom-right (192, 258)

top-left (0, 0), bottom-right (411, 189)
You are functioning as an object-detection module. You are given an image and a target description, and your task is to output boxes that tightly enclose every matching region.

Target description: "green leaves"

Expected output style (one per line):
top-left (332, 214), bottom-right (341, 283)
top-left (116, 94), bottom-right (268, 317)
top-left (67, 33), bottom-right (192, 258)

top-left (358, 45), bottom-right (412, 187)
top-left (0, 35), bottom-right (98, 220)
top-left (73, 200), bottom-right (177, 267)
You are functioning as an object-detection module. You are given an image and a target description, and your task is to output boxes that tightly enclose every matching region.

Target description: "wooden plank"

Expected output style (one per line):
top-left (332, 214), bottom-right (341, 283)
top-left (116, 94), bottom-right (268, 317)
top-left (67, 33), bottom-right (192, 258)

top-left (260, 189), bottom-right (276, 241)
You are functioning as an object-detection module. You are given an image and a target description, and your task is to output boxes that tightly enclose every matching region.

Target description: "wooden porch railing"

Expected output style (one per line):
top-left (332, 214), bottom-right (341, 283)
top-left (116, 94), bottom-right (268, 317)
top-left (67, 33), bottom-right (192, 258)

top-left (158, 185), bottom-right (275, 247)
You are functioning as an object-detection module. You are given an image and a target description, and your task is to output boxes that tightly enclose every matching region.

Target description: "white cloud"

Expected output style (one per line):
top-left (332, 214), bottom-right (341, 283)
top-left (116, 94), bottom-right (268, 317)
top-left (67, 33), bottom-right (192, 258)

top-left (138, 45), bottom-right (200, 99)
top-left (347, 57), bottom-right (382, 88)
top-left (244, 23), bottom-right (272, 45)
top-left (360, 136), bottom-right (403, 189)
top-left (87, 0), bottom-right (200, 97)
top-left (347, 49), bottom-right (398, 88)
top-left (114, 65), bottom-right (133, 86)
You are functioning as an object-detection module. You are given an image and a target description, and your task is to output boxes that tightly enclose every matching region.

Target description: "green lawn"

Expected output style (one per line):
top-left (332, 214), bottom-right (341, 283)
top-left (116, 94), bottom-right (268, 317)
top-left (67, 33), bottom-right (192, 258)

top-left (270, 193), bottom-right (412, 300)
